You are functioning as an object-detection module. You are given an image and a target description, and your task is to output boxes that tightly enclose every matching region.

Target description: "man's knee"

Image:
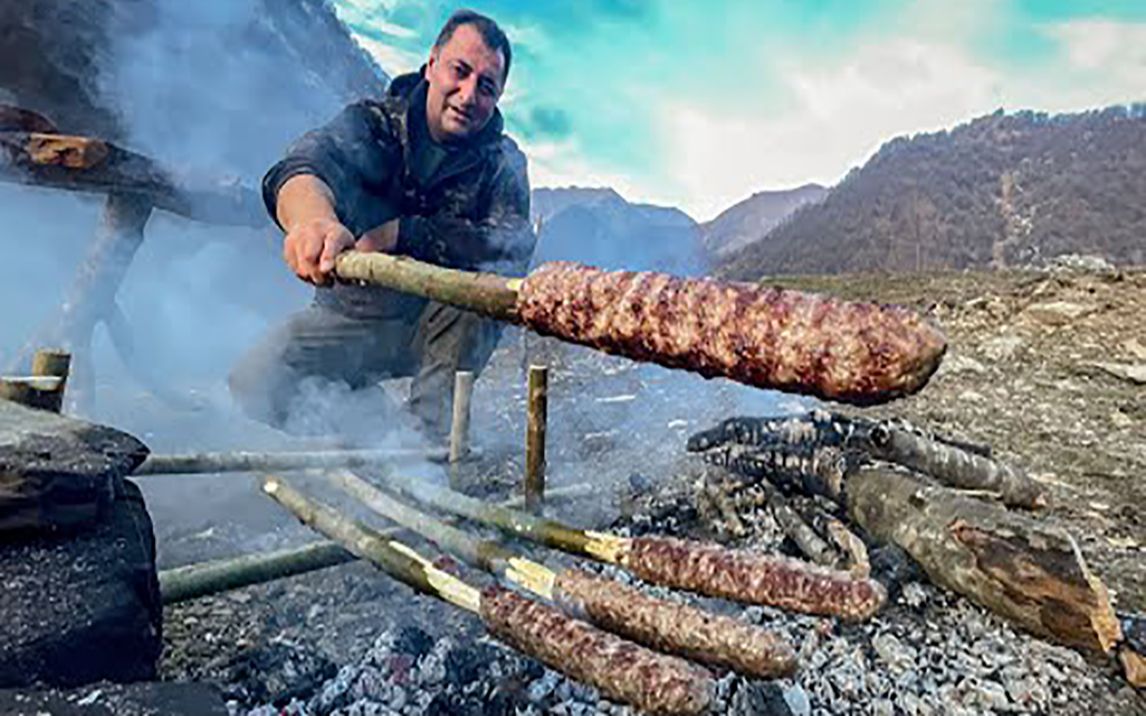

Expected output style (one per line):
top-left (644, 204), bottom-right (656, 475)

top-left (228, 339), bottom-right (294, 426)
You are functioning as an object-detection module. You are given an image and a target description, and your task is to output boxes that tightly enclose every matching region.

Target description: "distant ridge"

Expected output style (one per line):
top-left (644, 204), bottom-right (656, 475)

top-left (701, 183), bottom-right (827, 258)
top-left (719, 104), bottom-right (1146, 280)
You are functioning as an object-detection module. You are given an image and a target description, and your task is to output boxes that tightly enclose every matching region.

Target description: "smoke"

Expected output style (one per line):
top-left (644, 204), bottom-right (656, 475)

top-left (1, 1), bottom-right (803, 568)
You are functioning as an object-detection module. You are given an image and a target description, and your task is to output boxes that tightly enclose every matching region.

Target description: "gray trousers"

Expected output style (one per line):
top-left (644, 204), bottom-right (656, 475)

top-left (229, 298), bottom-right (501, 444)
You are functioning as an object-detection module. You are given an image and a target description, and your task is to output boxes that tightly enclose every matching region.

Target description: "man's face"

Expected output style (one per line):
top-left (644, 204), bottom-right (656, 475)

top-left (424, 23), bottom-right (506, 143)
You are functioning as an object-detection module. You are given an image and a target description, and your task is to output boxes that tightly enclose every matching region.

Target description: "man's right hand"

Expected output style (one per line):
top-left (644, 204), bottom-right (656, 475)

top-left (282, 217), bottom-right (354, 285)
top-left (276, 175), bottom-right (354, 285)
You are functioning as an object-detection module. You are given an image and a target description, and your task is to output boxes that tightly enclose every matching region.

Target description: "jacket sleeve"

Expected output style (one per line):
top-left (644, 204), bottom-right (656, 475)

top-left (262, 101), bottom-right (401, 236)
top-left (395, 140), bottom-right (536, 276)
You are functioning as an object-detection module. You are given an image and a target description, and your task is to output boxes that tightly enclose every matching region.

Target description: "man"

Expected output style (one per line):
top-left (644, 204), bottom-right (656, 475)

top-left (230, 10), bottom-right (533, 444)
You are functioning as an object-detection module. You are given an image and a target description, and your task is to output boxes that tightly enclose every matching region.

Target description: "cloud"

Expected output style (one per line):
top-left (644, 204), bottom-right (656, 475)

top-left (656, 38), bottom-right (1002, 220)
top-left (524, 106), bottom-right (573, 140)
top-left (1046, 20), bottom-right (1146, 70)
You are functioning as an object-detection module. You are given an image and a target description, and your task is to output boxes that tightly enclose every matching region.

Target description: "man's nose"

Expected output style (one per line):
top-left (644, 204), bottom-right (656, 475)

top-left (456, 77), bottom-right (477, 106)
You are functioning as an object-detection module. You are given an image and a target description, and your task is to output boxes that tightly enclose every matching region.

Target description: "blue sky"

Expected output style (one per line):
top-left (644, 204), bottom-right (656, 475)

top-left (334, 0), bottom-right (1146, 221)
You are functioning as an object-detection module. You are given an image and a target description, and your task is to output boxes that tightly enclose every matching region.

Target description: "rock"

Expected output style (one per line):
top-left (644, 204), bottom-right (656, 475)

top-left (0, 399), bottom-right (148, 532)
top-left (873, 633), bottom-right (916, 674)
top-left (1082, 362), bottom-right (1146, 385)
top-left (0, 681), bottom-right (228, 716)
top-left (0, 479), bottom-right (162, 688)
top-left (1023, 301), bottom-right (1093, 326)
top-left (1048, 254), bottom-right (1116, 273)
top-left (939, 354), bottom-right (987, 376)
top-left (980, 334), bottom-right (1025, 362)
top-left (780, 682), bottom-right (811, 716)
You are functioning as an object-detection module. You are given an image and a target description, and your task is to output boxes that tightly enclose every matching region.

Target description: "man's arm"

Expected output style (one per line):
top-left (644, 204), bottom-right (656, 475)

top-left (264, 102), bottom-right (401, 284)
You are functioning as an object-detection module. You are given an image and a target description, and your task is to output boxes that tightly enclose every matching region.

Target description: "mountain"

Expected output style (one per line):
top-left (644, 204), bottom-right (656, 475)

top-left (0, 0), bottom-right (387, 177)
top-left (701, 183), bottom-right (827, 258)
top-left (531, 187), bottom-right (708, 275)
top-left (720, 104), bottom-right (1146, 280)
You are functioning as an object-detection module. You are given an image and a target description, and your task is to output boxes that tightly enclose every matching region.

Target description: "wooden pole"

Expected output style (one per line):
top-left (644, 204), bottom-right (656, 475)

top-left (31, 349), bottom-right (70, 413)
top-left (160, 541), bottom-right (358, 605)
top-left (448, 370), bottom-right (474, 490)
top-left (335, 253), bottom-right (520, 322)
top-left (524, 365), bottom-right (548, 512)
top-left (133, 446), bottom-right (460, 476)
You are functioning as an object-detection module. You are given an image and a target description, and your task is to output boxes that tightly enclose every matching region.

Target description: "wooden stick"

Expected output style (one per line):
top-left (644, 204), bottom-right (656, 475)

top-left (156, 484), bottom-right (593, 603)
top-left (159, 541), bottom-right (358, 605)
top-left (0, 131), bottom-right (265, 227)
top-left (381, 470), bottom-right (885, 619)
top-left (448, 370), bottom-right (474, 490)
top-left (31, 349), bottom-right (70, 413)
top-left (335, 253), bottom-right (519, 322)
top-left (262, 475), bottom-right (481, 611)
top-left (325, 469), bottom-right (796, 679)
top-left (847, 467), bottom-right (1122, 653)
top-left (263, 475), bottom-right (716, 715)
top-left (133, 447), bottom-right (459, 475)
top-left (524, 365), bottom-right (548, 512)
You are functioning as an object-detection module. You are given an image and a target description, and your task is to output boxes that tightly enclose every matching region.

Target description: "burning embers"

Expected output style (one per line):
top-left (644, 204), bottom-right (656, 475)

top-left (259, 469), bottom-right (886, 715)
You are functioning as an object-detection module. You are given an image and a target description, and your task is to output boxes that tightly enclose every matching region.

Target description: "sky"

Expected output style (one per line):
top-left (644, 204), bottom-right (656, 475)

top-left (333, 0), bottom-right (1146, 222)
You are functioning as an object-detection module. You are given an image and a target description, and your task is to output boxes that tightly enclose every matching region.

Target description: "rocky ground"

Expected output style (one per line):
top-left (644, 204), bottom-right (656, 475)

top-left (156, 260), bottom-right (1145, 715)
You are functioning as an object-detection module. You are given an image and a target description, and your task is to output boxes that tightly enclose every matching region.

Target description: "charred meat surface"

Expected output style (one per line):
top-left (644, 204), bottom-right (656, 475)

top-left (621, 536), bottom-right (887, 621)
top-left (517, 262), bottom-right (947, 404)
top-left (554, 568), bottom-right (797, 678)
top-left (480, 585), bottom-right (715, 716)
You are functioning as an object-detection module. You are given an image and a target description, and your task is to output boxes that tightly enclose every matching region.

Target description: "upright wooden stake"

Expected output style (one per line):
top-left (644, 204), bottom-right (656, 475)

top-left (31, 349), bottom-right (70, 413)
top-left (448, 371), bottom-right (474, 490)
top-left (524, 365), bottom-right (549, 513)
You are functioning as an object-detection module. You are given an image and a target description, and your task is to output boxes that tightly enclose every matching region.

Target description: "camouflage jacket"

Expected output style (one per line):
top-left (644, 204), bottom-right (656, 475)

top-left (263, 70), bottom-right (534, 318)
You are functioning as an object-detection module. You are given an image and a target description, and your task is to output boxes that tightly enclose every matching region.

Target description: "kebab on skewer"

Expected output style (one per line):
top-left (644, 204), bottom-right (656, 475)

top-left (324, 469), bottom-right (797, 679)
top-left (372, 470), bottom-right (887, 621)
top-left (334, 253), bottom-right (947, 405)
top-left (262, 475), bottom-right (714, 716)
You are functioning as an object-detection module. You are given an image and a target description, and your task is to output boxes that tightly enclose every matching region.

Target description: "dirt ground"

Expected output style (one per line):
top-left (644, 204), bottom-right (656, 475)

top-left (762, 265), bottom-right (1145, 612)
top-left (156, 263), bottom-right (1145, 713)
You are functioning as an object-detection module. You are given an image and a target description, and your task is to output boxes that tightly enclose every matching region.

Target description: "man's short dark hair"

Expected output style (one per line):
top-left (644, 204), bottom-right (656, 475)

top-left (433, 9), bottom-right (512, 82)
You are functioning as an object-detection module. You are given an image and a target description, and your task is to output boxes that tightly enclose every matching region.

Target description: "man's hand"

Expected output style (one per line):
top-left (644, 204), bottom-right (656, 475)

top-left (283, 217), bottom-right (354, 285)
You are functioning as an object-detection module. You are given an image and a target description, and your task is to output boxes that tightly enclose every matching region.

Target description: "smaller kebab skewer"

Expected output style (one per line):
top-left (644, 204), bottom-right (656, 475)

top-left (374, 470), bottom-right (887, 621)
top-left (325, 469), bottom-right (796, 678)
top-left (262, 475), bottom-right (715, 716)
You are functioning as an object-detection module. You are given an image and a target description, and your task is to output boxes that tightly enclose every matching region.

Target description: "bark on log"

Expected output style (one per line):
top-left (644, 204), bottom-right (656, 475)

top-left (335, 252), bottom-right (520, 322)
top-left (846, 467), bottom-right (1122, 654)
top-left (0, 131), bottom-right (265, 227)
top-left (864, 423), bottom-right (1046, 509)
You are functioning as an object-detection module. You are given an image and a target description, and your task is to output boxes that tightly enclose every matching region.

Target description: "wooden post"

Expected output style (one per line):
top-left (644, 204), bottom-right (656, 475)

top-left (524, 365), bottom-right (548, 513)
top-left (31, 349), bottom-right (71, 413)
top-left (448, 371), bottom-right (474, 490)
top-left (0, 349), bottom-right (71, 412)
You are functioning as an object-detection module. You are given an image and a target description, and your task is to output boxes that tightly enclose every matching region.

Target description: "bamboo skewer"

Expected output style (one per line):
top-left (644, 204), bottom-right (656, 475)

top-left (325, 469), bottom-right (797, 678)
top-left (157, 483), bottom-right (596, 604)
top-left (133, 447), bottom-right (464, 475)
top-left (379, 471), bottom-right (886, 620)
top-left (262, 475), bottom-right (715, 716)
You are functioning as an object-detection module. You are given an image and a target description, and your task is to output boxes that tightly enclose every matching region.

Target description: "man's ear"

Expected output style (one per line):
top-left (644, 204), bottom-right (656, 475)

top-left (424, 50), bottom-right (438, 80)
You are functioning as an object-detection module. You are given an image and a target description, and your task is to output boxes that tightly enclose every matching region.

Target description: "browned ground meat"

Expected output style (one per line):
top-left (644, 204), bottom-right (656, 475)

top-left (554, 568), bottom-right (797, 678)
top-left (517, 262), bottom-right (947, 405)
top-left (479, 586), bottom-right (714, 716)
top-left (621, 536), bottom-right (887, 621)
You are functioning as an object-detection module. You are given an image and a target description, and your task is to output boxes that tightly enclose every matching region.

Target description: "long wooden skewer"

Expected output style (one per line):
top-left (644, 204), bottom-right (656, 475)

top-left (261, 475), bottom-right (715, 716)
top-left (377, 471), bottom-right (886, 620)
top-left (325, 469), bottom-right (796, 678)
